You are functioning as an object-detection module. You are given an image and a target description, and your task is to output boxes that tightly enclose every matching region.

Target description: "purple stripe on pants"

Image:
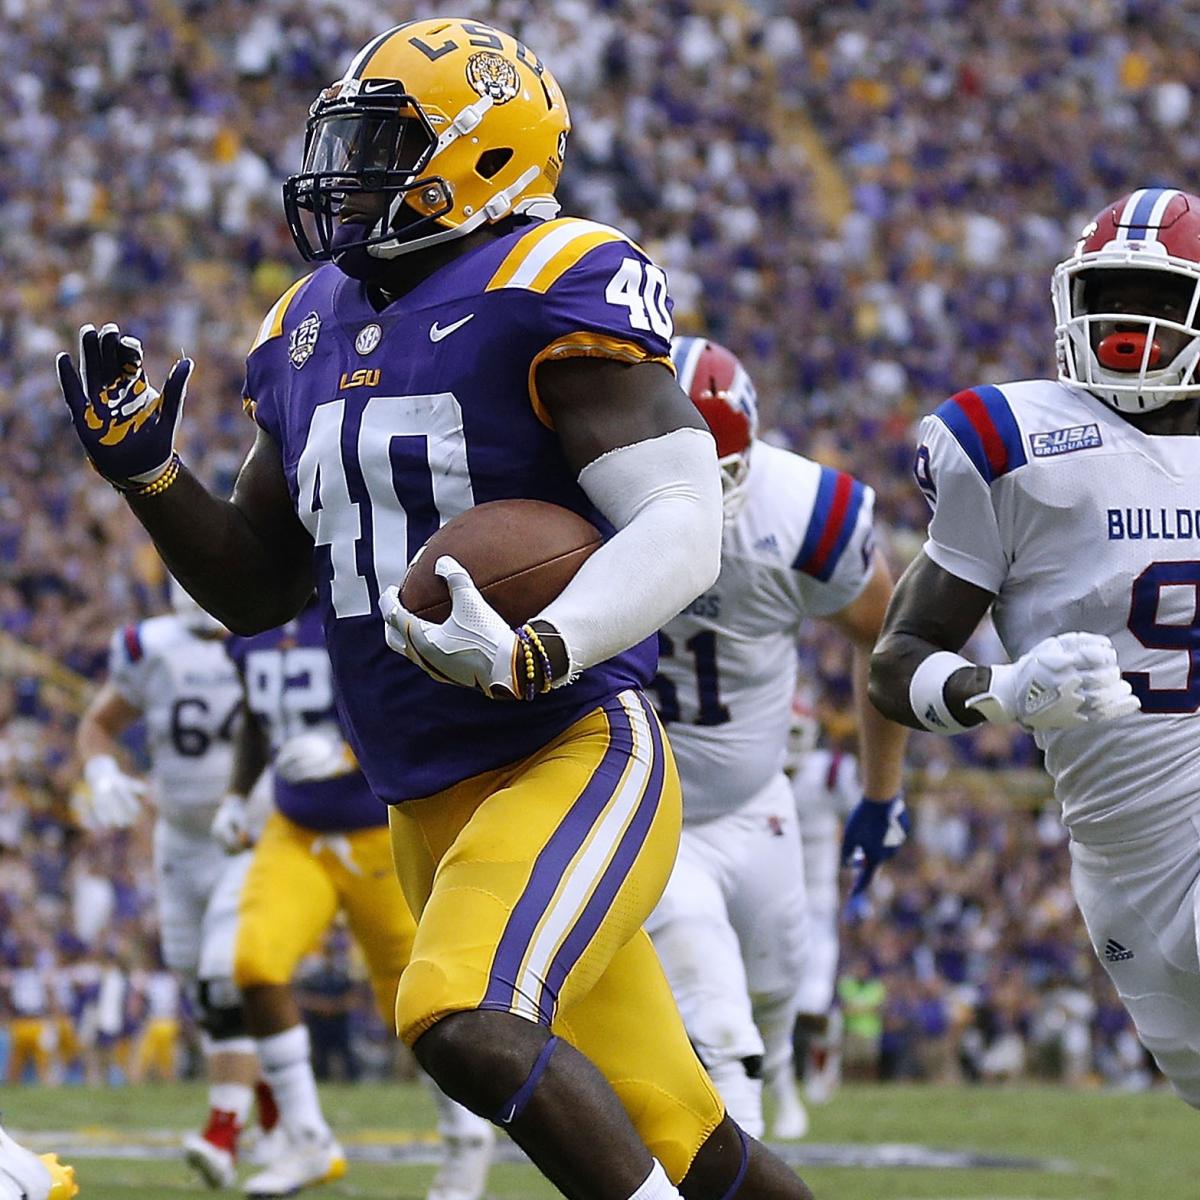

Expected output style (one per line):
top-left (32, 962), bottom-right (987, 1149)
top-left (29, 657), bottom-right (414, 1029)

top-left (480, 695), bottom-right (634, 1020)
top-left (536, 693), bottom-right (667, 1022)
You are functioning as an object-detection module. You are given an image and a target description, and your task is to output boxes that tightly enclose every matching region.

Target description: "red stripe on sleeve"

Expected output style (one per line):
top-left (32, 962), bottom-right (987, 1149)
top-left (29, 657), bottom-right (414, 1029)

top-left (804, 472), bottom-right (853, 577)
top-left (955, 389), bottom-right (1008, 477)
top-left (825, 751), bottom-right (842, 793)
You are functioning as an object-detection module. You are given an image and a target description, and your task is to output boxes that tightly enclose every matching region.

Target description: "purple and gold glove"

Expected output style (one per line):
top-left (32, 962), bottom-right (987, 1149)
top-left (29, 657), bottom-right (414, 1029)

top-left (56, 322), bottom-right (192, 487)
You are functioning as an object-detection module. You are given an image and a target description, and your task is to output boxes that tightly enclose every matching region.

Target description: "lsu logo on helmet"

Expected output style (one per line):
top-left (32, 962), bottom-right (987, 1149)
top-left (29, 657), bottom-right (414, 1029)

top-left (465, 52), bottom-right (520, 104)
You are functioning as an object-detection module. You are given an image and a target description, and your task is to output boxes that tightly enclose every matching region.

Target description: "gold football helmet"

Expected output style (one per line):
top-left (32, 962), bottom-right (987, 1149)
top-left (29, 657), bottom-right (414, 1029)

top-left (284, 18), bottom-right (570, 265)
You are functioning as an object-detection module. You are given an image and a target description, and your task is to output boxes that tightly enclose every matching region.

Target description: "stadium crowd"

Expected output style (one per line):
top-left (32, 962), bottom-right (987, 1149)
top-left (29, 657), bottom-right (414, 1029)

top-left (3, 0), bottom-right (1191, 1093)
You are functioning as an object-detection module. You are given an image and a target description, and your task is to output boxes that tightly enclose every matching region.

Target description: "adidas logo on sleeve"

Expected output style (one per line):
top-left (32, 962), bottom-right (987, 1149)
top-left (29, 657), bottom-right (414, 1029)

top-left (1104, 938), bottom-right (1134, 962)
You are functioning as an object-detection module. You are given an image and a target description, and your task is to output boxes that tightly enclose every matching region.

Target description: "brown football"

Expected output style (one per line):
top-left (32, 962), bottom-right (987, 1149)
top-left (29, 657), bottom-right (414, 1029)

top-left (400, 499), bottom-right (604, 625)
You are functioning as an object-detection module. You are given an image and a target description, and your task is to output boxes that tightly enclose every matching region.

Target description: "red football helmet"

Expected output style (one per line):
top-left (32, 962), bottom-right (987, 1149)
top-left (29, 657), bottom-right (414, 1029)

top-left (670, 335), bottom-right (759, 518)
top-left (1052, 188), bottom-right (1200, 412)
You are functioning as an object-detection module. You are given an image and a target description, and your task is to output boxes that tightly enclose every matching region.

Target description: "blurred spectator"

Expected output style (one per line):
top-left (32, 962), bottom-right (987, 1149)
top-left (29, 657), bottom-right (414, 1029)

top-left (295, 940), bottom-right (361, 1084)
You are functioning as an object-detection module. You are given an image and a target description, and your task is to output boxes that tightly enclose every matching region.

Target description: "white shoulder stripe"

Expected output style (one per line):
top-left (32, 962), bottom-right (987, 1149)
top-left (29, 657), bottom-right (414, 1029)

top-left (505, 221), bottom-right (625, 290)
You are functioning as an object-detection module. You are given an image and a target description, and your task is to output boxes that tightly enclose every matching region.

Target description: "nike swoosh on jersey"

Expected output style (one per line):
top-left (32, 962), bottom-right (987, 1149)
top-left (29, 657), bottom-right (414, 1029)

top-left (429, 314), bottom-right (476, 342)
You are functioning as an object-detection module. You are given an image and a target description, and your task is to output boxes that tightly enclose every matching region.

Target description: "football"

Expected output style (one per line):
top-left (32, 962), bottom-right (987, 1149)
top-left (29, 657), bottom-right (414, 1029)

top-left (400, 499), bottom-right (604, 625)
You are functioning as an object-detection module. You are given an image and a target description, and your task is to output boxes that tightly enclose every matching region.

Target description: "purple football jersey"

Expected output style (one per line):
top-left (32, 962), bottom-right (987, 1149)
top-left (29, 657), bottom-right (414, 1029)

top-left (226, 603), bottom-right (385, 831)
top-left (244, 217), bottom-right (673, 802)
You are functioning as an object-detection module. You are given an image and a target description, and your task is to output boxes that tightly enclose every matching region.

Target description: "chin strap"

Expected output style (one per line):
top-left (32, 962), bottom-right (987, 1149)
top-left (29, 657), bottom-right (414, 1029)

top-left (371, 165), bottom-right (546, 260)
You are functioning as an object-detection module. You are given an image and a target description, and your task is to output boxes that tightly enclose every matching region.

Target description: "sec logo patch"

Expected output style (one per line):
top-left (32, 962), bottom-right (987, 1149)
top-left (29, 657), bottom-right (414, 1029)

top-left (355, 323), bottom-right (382, 356)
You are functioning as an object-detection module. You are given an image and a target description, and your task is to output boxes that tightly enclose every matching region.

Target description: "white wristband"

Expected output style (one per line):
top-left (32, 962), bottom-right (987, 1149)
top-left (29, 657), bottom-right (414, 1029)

top-left (909, 651), bottom-right (975, 734)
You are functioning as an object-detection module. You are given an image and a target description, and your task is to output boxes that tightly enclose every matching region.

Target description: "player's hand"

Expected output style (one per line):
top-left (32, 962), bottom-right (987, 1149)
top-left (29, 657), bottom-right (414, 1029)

top-left (379, 556), bottom-right (521, 699)
top-left (966, 632), bottom-right (1140, 731)
top-left (840, 792), bottom-right (909, 899)
top-left (211, 793), bottom-right (254, 853)
top-left (79, 755), bottom-right (146, 830)
top-left (56, 322), bottom-right (193, 486)
top-left (275, 731), bottom-right (358, 782)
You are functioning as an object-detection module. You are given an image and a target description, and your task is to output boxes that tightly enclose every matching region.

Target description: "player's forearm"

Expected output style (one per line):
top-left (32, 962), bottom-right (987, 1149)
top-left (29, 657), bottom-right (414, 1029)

top-left (869, 630), bottom-right (990, 730)
top-left (228, 708), bottom-right (269, 797)
top-left (76, 712), bottom-right (122, 764)
top-left (76, 685), bottom-right (137, 764)
top-left (852, 644), bottom-right (910, 797)
top-left (127, 468), bottom-right (313, 635)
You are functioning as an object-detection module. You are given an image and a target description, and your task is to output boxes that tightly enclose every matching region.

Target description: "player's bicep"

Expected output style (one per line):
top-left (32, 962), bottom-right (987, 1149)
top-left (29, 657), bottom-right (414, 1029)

top-left (880, 550), bottom-right (996, 653)
top-left (538, 357), bottom-right (707, 474)
top-left (230, 427), bottom-right (315, 592)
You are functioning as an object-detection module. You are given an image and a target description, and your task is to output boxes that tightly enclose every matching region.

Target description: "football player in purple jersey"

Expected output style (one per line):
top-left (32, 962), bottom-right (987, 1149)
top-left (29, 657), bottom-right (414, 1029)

top-left (57, 18), bottom-right (813, 1200)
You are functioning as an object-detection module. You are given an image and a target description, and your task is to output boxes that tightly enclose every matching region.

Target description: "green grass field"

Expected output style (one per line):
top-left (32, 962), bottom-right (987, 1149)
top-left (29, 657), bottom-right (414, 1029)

top-left (6, 1080), bottom-right (1195, 1199)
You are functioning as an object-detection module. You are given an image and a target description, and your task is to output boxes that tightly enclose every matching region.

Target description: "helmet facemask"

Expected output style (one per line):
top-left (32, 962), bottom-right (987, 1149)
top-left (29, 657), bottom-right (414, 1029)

top-left (283, 83), bottom-right (453, 270)
top-left (717, 448), bottom-right (753, 523)
top-left (1053, 255), bottom-right (1200, 413)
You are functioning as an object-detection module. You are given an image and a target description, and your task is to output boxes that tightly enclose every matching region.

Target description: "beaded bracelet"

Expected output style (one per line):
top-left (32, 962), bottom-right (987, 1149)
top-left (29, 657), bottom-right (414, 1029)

top-left (513, 626), bottom-right (539, 701)
top-left (521, 623), bottom-right (555, 695)
top-left (118, 453), bottom-right (182, 499)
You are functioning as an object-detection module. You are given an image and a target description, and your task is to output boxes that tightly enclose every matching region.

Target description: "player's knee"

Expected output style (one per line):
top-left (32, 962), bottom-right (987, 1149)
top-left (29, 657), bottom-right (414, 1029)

top-left (413, 1009), bottom-right (548, 1116)
top-left (680, 1116), bottom-right (814, 1200)
top-left (196, 977), bottom-right (246, 1042)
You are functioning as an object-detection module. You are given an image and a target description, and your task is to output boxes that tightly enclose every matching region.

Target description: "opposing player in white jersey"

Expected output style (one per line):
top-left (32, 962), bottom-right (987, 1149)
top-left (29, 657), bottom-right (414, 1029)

top-left (76, 581), bottom-right (272, 1185)
top-left (645, 337), bottom-right (910, 1139)
top-left (869, 187), bottom-right (1200, 1107)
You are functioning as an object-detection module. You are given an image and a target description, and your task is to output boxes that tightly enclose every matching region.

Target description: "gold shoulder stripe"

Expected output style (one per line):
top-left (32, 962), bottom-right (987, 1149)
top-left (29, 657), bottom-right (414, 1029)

top-left (248, 274), bottom-right (313, 355)
top-left (486, 219), bottom-right (628, 294)
top-left (526, 332), bottom-right (676, 428)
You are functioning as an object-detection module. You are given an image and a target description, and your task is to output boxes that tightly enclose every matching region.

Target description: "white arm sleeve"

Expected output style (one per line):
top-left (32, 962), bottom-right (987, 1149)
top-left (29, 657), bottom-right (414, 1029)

top-left (536, 426), bottom-right (723, 679)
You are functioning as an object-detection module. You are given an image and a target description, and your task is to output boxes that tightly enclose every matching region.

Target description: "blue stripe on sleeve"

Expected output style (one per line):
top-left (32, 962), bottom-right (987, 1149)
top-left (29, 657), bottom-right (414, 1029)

top-left (792, 467), bottom-right (838, 571)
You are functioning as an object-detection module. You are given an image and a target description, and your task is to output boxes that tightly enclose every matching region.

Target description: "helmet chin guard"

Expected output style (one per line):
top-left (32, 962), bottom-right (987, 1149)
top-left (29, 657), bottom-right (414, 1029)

top-left (1053, 188), bottom-right (1200, 414)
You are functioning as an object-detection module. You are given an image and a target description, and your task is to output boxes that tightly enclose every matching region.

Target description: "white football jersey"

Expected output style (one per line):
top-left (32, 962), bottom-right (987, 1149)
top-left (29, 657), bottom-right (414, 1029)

top-left (917, 379), bottom-right (1200, 843)
top-left (654, 440), bottom-right (875, 822)
top-left (108, 615), bottom-right (243, 833)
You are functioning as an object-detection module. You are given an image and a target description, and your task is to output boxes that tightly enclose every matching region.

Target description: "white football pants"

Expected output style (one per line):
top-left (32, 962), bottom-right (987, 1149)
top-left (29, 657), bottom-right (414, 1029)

top-left (1069, 814), bottom-right (1200, 1107)
top-left (793, 807), bottom-right (841, 1017)
top-left (154, 819), bottom-right (252, 982)
top-left (646, 771), bottom-right (807, 1135)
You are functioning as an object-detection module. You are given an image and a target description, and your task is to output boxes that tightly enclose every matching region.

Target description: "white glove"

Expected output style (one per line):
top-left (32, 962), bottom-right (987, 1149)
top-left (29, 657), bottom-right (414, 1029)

top-left (379, 556), bottom-right (521, 699)
top-left (80, 755), bottom-right (146, 829)
top-left (211, 793), bottom-right (254, 853)
top-left (966, 632), bottom-right (1141, 731)
top-left (275, 730), bottom-right (357, 783)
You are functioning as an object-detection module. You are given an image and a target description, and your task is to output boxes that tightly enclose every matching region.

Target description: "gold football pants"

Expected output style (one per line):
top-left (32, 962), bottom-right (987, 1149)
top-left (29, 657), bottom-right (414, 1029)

top-left (234, 812), bottom-right (413, 1022)
top-left (389, 689), bottom-right (724, 1182)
